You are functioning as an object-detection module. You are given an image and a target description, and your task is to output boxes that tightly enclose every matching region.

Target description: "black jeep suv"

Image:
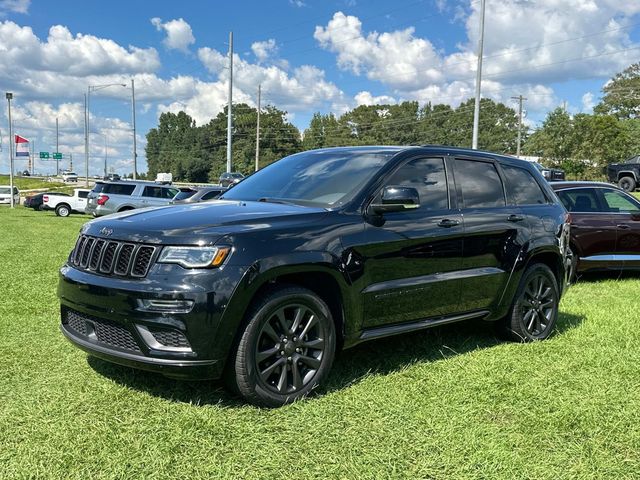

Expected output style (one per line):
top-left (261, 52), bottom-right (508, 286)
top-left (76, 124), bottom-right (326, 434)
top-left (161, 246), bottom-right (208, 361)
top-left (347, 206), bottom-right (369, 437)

top-left (59, 146), bottom-right (570, 406)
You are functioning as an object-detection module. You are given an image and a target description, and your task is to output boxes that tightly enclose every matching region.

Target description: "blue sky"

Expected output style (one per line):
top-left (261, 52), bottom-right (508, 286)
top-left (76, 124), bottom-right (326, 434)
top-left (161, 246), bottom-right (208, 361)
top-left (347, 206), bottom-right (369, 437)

top-left (1, 0), bottom-right (639, 176)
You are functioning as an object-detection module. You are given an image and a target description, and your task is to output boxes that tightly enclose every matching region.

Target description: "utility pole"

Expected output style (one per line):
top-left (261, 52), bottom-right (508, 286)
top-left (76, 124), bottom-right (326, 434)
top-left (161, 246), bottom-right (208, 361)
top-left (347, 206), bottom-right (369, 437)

top-left (226, 31), bottom-right (233, 174)
top-left (69, 153), bottom-right (73, 171)
top-left (255, 84), bottom-right (261, 172)
top-left (84, 92), bottom-right (89, 187)
top-left (131, 78), bottom-right (137, 179)
top-left (511, 95), bottom-right (527, 158)
top-left (55, 117), bottom-right (59, 175)
top-left (471, 0), bottom-right (486, 150)
top-left (6, 92), bottom-right (14, 208)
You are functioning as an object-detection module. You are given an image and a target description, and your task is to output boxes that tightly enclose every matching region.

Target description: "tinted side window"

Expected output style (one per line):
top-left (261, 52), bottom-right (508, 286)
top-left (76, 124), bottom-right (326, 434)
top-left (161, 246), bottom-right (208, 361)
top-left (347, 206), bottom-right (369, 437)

top-left (602, 190), bottom-right (640, 213)
top-left (78, 191), bottom-right (89, 199)
top-left (502, 165), bottom-right (547, 205)
top-left (454, 159), bottom-right (505, 208)
top-left (556, 188), bottom-right (601, 212)
top-left (201, 191), bottom-right (221, 200)
top-left (163, 188), bottom-right (179, 199)
top-left (103, 183), bottom-right (135, 195)
top-left (142, 186), bottom-right (163, 198)
top-left (384, 157), bottom-right (448, 210)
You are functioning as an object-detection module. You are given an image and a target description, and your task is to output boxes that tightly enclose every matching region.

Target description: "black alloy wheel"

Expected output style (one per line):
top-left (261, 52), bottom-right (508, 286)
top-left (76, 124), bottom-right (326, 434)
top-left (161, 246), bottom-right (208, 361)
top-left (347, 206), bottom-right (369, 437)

top-left (255, 304), bottom-right (326, 394)
top-left (227, 286), bottom-right (336, 407)
top-left (502, 263), bottom-right (559, 342)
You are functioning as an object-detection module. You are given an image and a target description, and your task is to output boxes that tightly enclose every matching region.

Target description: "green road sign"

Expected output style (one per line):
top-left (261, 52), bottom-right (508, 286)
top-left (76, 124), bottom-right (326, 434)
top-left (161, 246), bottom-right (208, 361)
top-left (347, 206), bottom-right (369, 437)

top-left (53, 153), bottom-right (63, 160)
top-left (39, 152), bottom-right (50, 159)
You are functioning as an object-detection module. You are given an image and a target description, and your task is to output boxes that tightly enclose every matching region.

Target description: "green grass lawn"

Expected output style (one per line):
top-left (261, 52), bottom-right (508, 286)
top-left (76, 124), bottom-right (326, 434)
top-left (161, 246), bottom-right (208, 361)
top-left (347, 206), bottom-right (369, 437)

top-left (0, 174), bottom-right (81, 196)
top-left (1, 207), bottom-right (639, 479)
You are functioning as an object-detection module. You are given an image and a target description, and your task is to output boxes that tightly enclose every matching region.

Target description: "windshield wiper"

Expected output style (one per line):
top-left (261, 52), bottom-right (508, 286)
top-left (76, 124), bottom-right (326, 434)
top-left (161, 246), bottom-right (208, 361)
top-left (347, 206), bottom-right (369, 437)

top-left (257, 197), bottom-right (300, 206)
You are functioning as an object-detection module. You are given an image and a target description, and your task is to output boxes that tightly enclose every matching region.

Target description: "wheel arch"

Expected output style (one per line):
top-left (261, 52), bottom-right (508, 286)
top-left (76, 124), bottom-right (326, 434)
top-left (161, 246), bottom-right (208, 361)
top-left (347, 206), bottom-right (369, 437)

top-left (617, 170), bottom-right (637, 181)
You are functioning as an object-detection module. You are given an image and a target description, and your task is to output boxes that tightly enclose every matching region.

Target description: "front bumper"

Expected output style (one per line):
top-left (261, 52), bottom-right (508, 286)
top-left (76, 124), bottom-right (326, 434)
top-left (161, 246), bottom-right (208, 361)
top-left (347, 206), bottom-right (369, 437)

top-left (58, 262), bottom-right (250, 380)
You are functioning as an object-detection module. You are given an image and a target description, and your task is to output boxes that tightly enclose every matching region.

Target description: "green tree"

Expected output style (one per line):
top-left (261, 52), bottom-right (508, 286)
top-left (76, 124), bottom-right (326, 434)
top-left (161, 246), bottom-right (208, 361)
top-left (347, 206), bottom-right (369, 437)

top-left (594, 62), bottom-right (640, 120)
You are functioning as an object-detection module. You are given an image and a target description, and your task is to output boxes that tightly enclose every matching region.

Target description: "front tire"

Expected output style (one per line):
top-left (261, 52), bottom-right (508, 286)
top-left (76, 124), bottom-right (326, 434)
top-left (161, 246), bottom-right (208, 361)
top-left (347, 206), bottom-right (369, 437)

top-left (55, 204), bottom-right (70, 217)
top-left (226, 286), bottom-right (336, 407)
top-left (501, 263), bottom-right (559, 342)
top-left (619, 176), bottom-right (636, 192)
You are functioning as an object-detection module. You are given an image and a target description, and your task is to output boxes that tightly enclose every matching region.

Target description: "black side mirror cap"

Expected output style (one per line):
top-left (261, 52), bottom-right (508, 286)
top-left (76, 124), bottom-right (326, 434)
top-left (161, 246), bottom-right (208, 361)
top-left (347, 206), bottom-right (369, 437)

top-left (369, 186), bottom-right (420, 214)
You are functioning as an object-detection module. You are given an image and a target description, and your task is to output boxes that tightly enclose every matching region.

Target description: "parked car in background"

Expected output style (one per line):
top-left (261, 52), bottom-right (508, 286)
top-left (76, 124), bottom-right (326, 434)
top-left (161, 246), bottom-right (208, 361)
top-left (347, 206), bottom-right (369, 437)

top-left (532, 162), bottom-right (565, 181)
top-left (44, 188), bottom-right (91, 216)
top-left (606, 155), bottom-right (640, 192)
top-left (24, 191), bottom-right (70, 210)
top-left (0, 186), bottom-right (20, 205)
top-left (85, 180), bottom-right (180, 217)
top-left (22, 170), bottom-right (30, 176)
top-left (170, 186), bottom-right (227, 204)
top-left (219, 172), bottom-right (245, 187)
top-left (103, 173), bottom-right (121, 182)
top-left (62, 171), bottom-right (79, 182)
top-left (551, 181), bottom-right (640, 276)
top-left (59, 146), bottom-right (570, 407)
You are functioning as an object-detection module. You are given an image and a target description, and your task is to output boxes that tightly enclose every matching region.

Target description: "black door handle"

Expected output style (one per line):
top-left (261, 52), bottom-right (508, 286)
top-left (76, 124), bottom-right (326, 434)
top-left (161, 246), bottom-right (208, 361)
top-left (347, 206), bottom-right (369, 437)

top-left (508, 214), bottom-right (525, 222)
top-left (617, 224), bottom-right (631, 230)
top-left (438, 218), bottom-right (460, 228)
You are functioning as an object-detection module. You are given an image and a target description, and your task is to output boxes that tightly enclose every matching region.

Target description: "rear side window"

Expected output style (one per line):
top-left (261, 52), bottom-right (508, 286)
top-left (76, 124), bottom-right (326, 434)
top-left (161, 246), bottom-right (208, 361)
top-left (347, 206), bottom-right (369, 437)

top-left (383, 157), bottom-right (449, 210)
top-left (78, 191), bottom-right (89, 199)
top-left (201, 190), bottom-right (222, 200)
top-left (556, 188), bottom-right (601, 212)
top-left (102, 183), bottom-right (135, 195)
top-left (142, 186), bottom-right (163, 198)
top-left (173, 190), bottom-right (197, 201)
top-left (502, 165), bottom-right (547, 205)
top-left (602, 190), bottom-right (640, 213)
top-left (454, 159), bottom-right (505, 208)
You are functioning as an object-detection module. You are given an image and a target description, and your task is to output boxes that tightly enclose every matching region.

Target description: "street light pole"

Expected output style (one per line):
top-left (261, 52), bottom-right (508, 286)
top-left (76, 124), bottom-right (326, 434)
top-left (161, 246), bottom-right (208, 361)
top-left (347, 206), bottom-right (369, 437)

top-left (84, 93), bottom-right (89, 187)
top-left (226, 31), bottom-right (233, 174)
top-left (87, 83), bottom-right (127, 181)
top-left (55, 117), bottom-right (59, 175)
top-left (471, 0), bottom-right (486, 150)
top-left (131, 78), bottom-right (137, 180)
top-left (6, 92), bottom-right (14, 208)
top-left (255, 84), bottom-right (261, 172)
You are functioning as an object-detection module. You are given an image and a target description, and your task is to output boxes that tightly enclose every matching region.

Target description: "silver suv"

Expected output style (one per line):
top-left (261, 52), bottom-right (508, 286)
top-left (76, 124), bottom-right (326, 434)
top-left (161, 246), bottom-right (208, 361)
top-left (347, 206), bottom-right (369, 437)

top-left (86, 180), bottom-right (179, 217)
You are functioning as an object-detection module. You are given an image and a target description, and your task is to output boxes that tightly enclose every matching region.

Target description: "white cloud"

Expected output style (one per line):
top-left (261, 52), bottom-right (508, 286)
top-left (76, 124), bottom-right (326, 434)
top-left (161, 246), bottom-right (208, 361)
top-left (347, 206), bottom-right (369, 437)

top-left (0, 21), bottom-right (160, 77)
top-left (0, 0), bottom-right (30, 14)
top-left (289, 0), bottom-right (306, 7)
top-left (150, 17), bottom-right (195, 52)
top-left (198, 47), bottom-right (347, 113)
top-left (251, 39), bottom-right (277, 63)
top-left (354, 91), bottom-right (396, 106)
top-left (582, 92), bottom-right (595, 112)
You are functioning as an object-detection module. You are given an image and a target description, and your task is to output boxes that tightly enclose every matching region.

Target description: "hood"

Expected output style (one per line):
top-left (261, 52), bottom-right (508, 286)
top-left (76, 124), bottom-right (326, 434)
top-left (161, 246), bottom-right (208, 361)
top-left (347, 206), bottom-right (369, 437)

top-left (82, 200), bottom-right (328, 244)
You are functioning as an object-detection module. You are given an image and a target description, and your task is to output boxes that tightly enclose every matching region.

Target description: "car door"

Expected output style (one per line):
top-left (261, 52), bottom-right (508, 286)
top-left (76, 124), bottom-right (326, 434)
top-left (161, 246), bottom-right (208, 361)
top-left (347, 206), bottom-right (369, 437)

top-left (140, 186), bottom-right (166, 208)
top-left (555, 187), bottom-right (617, 269)
top-left (599, 188), bottom-right (640, 268)
top-left (75, 190), bottom-right (88, 211)
top-left (360, 156), bottom-right (464, 328)
top-left (453, 157), bottom-right (526, 312)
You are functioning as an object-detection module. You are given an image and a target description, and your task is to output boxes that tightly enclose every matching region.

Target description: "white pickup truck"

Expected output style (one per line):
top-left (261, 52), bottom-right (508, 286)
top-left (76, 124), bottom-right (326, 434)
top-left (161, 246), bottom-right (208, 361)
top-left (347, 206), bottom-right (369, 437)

top-left (43, 188), bottom-right (91, 217)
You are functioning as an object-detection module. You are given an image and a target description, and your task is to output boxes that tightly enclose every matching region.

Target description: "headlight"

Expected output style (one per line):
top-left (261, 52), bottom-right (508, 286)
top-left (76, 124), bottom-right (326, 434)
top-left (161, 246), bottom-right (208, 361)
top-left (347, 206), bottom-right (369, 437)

top-left (157, 246), bottom-right (231, 268)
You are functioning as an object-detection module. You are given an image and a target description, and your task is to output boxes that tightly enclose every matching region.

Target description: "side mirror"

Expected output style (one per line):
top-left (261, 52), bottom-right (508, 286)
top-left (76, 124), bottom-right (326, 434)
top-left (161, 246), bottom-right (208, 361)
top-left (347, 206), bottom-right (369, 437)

top-left (370, 186), bottom-right (420, 214)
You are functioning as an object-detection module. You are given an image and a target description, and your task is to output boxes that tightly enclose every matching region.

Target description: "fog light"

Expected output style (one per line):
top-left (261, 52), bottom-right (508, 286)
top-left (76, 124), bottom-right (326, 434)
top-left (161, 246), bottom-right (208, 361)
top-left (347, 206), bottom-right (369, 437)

top-left (137, 299), bottom-right (195, 314)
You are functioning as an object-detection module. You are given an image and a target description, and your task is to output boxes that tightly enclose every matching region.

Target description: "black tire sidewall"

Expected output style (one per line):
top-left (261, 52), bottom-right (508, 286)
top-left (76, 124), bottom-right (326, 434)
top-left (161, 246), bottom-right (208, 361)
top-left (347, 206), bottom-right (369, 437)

top-left (508, 264), bottom-right (559, 342)
top-left (619, 177), bottom-right (636, 192)
top-left (233, 287), bottom-right (336, 407)
top-left (56, 205), bottom-right (70, 217)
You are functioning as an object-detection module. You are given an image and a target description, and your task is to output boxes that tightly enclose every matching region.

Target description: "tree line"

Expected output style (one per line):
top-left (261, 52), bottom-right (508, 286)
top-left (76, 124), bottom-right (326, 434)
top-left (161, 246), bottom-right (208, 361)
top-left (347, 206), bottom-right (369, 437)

top-left (145, 62), bottom-right (640, 182)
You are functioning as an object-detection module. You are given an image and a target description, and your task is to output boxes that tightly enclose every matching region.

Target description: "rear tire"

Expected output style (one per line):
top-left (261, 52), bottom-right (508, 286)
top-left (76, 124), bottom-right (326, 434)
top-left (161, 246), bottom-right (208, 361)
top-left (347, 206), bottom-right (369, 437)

top-left (618, 176), bottom-right (636, 192)
top-left (225, 286), bottom-right (336, 407)
top-left (501, 263), bottom-right (559, 342)
top-left (55, 204), bottom-right (71, 217)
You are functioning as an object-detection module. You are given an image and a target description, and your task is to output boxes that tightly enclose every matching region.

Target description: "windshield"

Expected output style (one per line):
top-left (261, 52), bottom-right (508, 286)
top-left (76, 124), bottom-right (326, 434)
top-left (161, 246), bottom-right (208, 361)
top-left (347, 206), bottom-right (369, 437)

top-left (221, 150), bottom-right (396, 207)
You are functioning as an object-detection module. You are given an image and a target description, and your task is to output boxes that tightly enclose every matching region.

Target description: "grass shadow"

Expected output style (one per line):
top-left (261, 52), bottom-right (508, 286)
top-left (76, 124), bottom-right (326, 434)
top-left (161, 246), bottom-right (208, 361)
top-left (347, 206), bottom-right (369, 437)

top-left (87, 312), bottom-right (585, 408)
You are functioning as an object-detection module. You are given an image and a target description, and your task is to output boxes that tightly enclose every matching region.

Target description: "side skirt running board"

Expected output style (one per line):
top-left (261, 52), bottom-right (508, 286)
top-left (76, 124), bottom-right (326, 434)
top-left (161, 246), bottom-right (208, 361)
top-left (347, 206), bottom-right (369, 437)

top-left (357, 310), bottom-right (490, 344)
